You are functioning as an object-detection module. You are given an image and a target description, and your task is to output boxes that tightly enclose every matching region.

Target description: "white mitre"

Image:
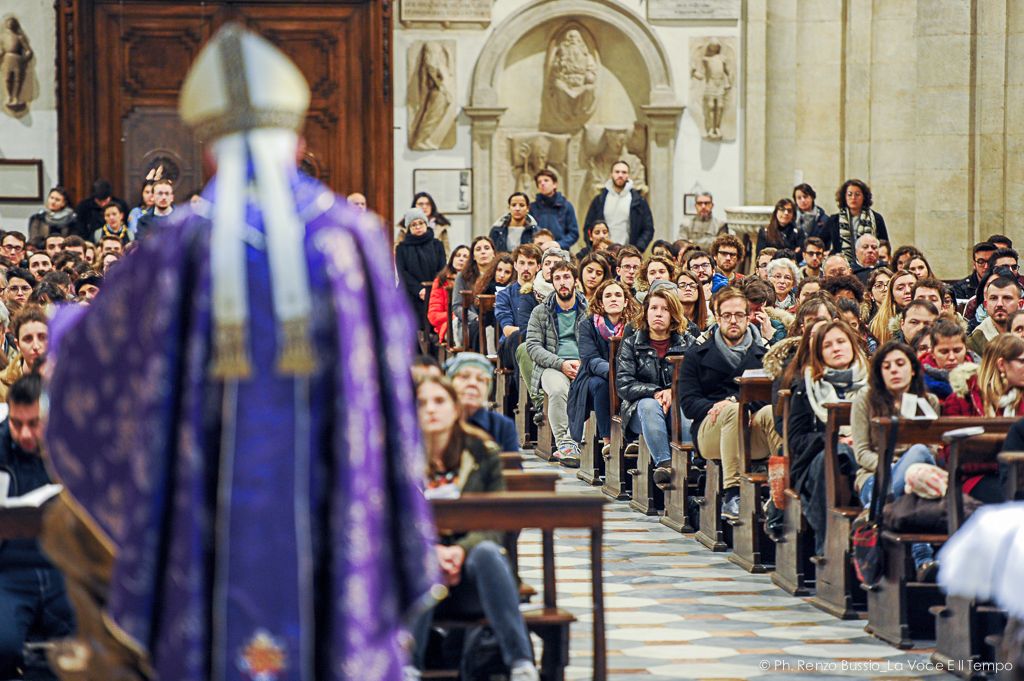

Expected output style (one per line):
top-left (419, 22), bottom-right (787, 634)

top-left (179, 23), bottom-right (315, 378)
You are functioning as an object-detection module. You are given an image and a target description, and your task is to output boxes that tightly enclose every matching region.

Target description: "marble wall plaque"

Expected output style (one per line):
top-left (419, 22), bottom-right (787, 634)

top-left (647, 0), bottom-right (740, 22)
top-left (400, 0), bottom-right (491, 25)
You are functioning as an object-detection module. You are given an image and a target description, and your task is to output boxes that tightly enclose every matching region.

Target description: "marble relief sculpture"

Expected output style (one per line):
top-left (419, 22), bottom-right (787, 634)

top-left (690, 37), bottom-right (736, 141)
top-left (540, 24), bottom-right (599, 133)
top-left (408, 40), bottom-right (457, 150)
top-left (508, 133), bottom-right (569, 193)
top-left (0, 16), bottom-right (33, 115)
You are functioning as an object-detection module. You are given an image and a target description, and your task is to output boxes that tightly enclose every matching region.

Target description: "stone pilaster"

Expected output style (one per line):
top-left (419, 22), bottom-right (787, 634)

top-left (463, 106), bottom-right (506, 236)
top-left (641, 104), bottom-right (685, 242)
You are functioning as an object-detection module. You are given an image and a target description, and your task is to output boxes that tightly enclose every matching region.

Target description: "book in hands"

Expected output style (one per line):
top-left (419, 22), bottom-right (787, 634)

top-left (0, 483), bottom-right (63, 509)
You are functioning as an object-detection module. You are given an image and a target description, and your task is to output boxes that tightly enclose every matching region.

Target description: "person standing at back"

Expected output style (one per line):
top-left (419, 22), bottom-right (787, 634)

top-left (529, 169), bottom-right (578, 250)
top-left (583, 160), bottom-right (654, 253)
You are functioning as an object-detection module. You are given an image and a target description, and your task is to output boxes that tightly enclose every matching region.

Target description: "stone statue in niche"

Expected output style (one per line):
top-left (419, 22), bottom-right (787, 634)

top-left (407, 40), bottom-right (457, 150)
top-left (540, 24), bottom-right (599, 134)
top-left (579, 124), bottom-right (648, 208)
top-left (0, 16), bottom-right (33, 115)
top-left (689, 37), bottom-right (736, 141)
top-left (508, 133), bottom-right (569, 194)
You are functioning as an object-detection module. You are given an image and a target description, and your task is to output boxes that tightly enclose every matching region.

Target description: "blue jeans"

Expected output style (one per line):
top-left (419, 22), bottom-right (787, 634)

top-left (411, 541), bottom-right (532, 669)
top-left (627, 397), bottom-right (692, 467)
top-left (859, 444), bottom-right (936, 568)
top-left (800, 444), bottom-right (858, 556)
top-left (0, 566), bottom-right (75, 676)
top-left (587, 376), bottom-right (611, 439)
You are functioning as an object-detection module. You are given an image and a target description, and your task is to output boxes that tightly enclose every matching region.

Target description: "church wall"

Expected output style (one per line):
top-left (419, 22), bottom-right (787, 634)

top-left (0, 0), bottom-right (59, 234)
top-left (393, 0), bottom-right (743, 249)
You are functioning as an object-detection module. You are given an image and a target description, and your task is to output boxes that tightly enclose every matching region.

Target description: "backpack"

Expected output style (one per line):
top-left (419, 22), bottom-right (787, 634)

top-left (460, 626), bottom-right (510, 681)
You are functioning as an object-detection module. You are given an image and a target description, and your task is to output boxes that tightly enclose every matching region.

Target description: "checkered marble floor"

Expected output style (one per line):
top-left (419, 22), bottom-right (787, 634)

top-left (517, 455), bottom-right (956, 680)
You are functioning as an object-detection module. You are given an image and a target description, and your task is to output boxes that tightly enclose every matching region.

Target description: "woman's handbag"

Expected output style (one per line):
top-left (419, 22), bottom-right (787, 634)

top-left (851, 416), bottom-right (900, 587)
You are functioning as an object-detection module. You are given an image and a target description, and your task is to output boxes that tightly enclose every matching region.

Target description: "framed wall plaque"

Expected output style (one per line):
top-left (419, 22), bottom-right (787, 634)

top-left (683, 193), bottom-right (698, 215)
top-left (413, 168), bottom-right (472, 214)
top-left (0, 159), bottom-right (44, 202)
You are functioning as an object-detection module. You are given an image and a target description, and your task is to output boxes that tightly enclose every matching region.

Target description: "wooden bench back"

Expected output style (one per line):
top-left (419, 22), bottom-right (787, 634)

top-left (668, 355), bottom-right (686, 445)
top-left (945, 433), bottom-right (1007, 531)
top-left (823, 402), bottom-right (854, 508)
top-left (738, 373), bottom-right (772, 472)
top-left (459, 289), bottom-right (474, 351)
top-left (477, 293), bottom-right (496, 356)
top-left (504, 470), bottom-right (560, 493)
top-left (608, 336), bottom-right (622, 414)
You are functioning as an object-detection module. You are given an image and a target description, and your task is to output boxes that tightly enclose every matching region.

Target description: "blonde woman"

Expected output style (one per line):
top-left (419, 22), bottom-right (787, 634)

top-left (869, 269), bottom-right (916, 346)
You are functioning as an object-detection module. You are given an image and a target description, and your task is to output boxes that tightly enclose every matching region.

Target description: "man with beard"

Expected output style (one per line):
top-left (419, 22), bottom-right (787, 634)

top-left (801, 237), bottom-right (825, 279)
top-left (446, 352), bottom-right (519, 452)
top-left (710, 234), bottom-right (745, 284)
top-left (680, 287), bottom-right (777, 519)
top-left (677, 192), bottom-right (727, 249)
top-left (526, 261), bottom-right (589, 466)
top-left (583, 161), bottom-right (654, 252)
top-left (685, 249), bottom-right (715, 300)
top-left (968, 275), bottom-right (1022, 355)
top-left (953, 241), bottom-right (997, 301)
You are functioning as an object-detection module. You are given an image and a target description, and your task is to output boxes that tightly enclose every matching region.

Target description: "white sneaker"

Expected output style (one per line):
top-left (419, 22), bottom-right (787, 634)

top-left (510, 660), bottom-right (540, 681)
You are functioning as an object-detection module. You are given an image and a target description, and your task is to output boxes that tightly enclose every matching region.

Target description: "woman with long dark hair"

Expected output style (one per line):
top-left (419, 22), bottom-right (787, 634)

top-left (676, 269), bottom-right (708, 334)
top-left (427, 244), bottom-right (470, 342)
top-left (451, 236), bottom-right (497, 350)
top-left (757, 198), bottom-right (805, 255)
top-left (852, 341), bottom-right (941, 580)
top-left (408, 376), bottom-right (538, 680)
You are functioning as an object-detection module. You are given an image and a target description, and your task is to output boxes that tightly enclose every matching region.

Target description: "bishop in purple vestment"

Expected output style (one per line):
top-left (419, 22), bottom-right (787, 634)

top-left (43, 24), bottom-right (439, 681)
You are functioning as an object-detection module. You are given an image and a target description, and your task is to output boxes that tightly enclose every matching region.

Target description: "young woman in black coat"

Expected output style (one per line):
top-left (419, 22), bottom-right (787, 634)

top-left (395, 207), bottom-right (446, 329)
top-left (615, 286), bottom-right (696, 486)
top-left (756, 198), bottom-right (805, 257)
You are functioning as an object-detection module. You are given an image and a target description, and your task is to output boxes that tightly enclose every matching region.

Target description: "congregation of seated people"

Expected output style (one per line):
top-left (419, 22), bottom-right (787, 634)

top-left (402, 162), bottom-right (1024, 669)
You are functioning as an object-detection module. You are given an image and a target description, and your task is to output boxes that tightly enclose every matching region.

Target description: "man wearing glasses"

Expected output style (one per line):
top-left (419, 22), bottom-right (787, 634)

top-left (952, 241), bottom-right (997, 301)
top-left (678, 192), bottom-right (727, 250)
top-left (709, 234), bottom-right (745, 284)
top-left (685, 250), bottom-right (715, 300)
top-left (0, 232), bottom-right (26, 267)
top-left (800, 236), bottom-right (825, 279)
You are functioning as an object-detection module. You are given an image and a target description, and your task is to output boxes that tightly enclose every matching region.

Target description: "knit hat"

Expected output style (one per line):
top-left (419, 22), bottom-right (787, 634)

top-left (404, 207), bottom-right (428, 227)
top-left (444, 352), bottom-right (493, 378)
top-left (648, 279), bottom-right (679, 297)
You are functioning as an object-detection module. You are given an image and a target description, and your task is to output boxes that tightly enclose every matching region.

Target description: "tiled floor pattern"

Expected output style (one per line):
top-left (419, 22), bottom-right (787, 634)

top-left (516, 455), bottom-right (956, 680)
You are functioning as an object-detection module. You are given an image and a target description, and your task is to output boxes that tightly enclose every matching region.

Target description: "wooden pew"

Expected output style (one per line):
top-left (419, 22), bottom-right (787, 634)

top-left (865, 416), bottom-right (1016, 649)
top-left (500, 452), bottom-right (524, 471)
top-left (505, 470), bottom-right (560, 493)
top-left (476, 293), bottom-right (497, 358)
top-left (489, 298), bottom-right (518, 419)
top-left (661, 355), bottom-right (697, 533)
top-left (577, 415), bottom-right (605, 486)
top-left (629, 355), bottom-right (686, 516)
top-left (430, 493), bottom-right (607, 681)
top-left (459, 290), bottom-right (474, 353)
top-left (809, 402), bottom-right (865, 619)
top-left (771, 389), bottom-right (816, 595)
top-left (601, 337), bottom-right (633, 501)
top-left (417, 280), bottom-right (437, 357)
top-left (516, 374), bottom-right (539, 450)
top-left (930, 432), bottom-right (1009, 676)
top-left (535, 395), bottom-right (555, 462)
top-left (728, 370), bottom-right (774, 572)
top-left (998, 450), bottom-right (1024, 501)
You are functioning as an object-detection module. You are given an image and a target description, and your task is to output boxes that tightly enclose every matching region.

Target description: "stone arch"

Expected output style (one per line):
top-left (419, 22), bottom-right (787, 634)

top-left (470, 0), bottom-right (677, 109)
top-left (464, 0), bottom-right (683, 236)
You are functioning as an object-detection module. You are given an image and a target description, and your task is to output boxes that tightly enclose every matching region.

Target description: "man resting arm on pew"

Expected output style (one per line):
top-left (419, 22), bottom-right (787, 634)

top-left (410, 376), bottom-right (539, 681)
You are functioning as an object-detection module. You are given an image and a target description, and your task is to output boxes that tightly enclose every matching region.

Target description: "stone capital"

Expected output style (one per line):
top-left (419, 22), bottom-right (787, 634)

top-left (463, 106), bottom-right (507, 137)
top-left (641, 104), bottom-right (685, 143)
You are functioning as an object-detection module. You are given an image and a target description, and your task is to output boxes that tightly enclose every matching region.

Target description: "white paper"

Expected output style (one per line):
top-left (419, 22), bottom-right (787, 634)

top-left (0, 483), bottom-right (62, 509)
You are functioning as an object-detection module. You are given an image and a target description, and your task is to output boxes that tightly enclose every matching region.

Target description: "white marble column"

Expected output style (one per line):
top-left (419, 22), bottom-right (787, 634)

top-left (641, 104), bottom-right (684, 244)
top-left (463, 106), bottom-right (507, 236)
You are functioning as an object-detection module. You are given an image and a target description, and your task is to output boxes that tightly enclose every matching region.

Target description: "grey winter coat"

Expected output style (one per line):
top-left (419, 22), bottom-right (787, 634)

top-left (525, 291), bottom-right (589, 393)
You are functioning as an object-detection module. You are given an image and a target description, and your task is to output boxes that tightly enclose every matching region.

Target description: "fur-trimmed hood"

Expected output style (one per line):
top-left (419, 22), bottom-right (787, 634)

top-left (764, 305), bottom-right (794, 331)
top-left (763, 335), bottom-right (800, 380)
top-left (949, 362), bottom-right (979, 398)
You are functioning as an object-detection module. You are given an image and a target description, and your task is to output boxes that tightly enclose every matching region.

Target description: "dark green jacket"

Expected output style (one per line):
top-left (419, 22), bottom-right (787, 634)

top-left (439, 432), bottom-right (506, 554)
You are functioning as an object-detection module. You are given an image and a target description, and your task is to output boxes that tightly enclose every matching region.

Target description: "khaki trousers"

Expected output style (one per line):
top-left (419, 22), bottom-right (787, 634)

top-left (697, 403), bottom-right (781, 490)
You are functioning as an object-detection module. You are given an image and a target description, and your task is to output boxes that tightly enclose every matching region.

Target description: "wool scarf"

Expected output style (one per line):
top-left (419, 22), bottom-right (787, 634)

top-left (997, 388), bottom-right (1022, 417)
top-left (593, 314), bottom-right (623, 341)
top-left (714, 326), bottom-right (752, 370)
top-left (837, 208), bottom-right (876, 260)
top-left (804, 361), bottom-right (868, 423)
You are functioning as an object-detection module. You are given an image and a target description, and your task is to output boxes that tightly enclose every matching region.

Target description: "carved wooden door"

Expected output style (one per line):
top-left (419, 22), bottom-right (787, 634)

top-left (57, 0), bottom-right (394, 222)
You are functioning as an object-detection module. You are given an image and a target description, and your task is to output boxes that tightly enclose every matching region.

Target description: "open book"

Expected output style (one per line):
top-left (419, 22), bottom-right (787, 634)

top-left (0, 483), bottom-right (63, 509)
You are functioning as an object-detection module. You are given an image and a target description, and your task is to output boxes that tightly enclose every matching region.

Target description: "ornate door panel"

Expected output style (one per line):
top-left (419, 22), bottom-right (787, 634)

top-left (57, 0), bottom-right (394, 223)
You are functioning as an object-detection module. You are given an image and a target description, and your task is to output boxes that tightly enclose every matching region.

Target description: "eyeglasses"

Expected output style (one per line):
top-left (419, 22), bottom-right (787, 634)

top-left (769, 274), bottom-right (794, 283)
top-left (679, 283), bottom-right (698, 292)
top-left (872, 281), bottom-right (890, 290)
top-left (1004, 264), bottom-right (1021, 272)
top-left (718, 312), bottom-right (747, 322)
top-left (2, 243), bottom-right (23, 253)
top-left (696, 200), bottom-right (712, 206)
top-left (974, 259), bottom-right (990, 266)
top-left (6, 285), bottom-right (31, 294)
top-left (690, 262), bottom-right (712, 271)
top-left (619, 264), bottom-right (640, 272)
top-left (805, 250), bottom-right (823, 257)
top-left (778, 207), bottom-right (794, 214)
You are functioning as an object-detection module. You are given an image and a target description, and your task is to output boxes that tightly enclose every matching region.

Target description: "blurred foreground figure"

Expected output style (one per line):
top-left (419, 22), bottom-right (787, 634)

top-left (42, 24), bottom-right (438, 680)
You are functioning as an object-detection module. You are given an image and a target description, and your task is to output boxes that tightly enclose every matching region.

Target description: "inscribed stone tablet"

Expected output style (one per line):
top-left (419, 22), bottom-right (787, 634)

top-left (648, 0), bottom-right (740, 21)
top-left (400, 0), bottom-right (491, 25)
